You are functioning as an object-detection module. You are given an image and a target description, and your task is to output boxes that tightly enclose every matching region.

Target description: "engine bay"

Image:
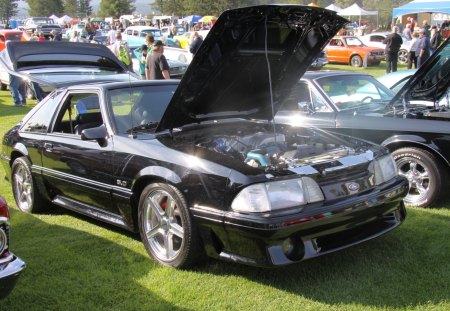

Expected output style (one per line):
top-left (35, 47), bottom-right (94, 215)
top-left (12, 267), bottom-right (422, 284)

top-left (196, 130), bottom-right (357, 170)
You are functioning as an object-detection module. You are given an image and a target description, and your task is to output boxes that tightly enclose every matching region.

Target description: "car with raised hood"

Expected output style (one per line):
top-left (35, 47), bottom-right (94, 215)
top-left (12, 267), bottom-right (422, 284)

top-left (0, 5), bottom-right (408, 268)
top-left (275, 37), bottom-right (450, 208)
top-left (0, 195), bottom-right (26, 299)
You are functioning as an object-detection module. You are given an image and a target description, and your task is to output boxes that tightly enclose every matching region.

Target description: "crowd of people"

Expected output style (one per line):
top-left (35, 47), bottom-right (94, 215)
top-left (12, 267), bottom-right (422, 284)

top-left (384, 17), bottom-right (444, 74)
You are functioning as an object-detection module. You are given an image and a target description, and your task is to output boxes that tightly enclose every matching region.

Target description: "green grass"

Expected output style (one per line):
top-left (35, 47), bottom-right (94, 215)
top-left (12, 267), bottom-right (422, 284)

top-left (0, 65), bottom-right (449, 310)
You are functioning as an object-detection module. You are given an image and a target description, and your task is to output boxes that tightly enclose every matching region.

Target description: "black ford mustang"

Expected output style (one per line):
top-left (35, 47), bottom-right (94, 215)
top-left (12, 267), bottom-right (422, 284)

top-left (1, 5), bottom-right (408, 268)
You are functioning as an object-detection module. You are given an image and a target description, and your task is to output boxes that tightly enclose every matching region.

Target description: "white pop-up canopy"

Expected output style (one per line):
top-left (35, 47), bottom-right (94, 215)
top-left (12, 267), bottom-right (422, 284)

top-left (326, 4), bottom-right (343, 13)
top-left (339, 3), bottom-right (378, 27)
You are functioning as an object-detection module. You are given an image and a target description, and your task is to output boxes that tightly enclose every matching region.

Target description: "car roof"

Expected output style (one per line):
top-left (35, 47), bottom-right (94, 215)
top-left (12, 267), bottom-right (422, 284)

top-left (64, 79), bottom-right (180, 92)
top-left (125, 26), bottom-right (159, 31)
top-left (303, 70), bottom-right (372, 80)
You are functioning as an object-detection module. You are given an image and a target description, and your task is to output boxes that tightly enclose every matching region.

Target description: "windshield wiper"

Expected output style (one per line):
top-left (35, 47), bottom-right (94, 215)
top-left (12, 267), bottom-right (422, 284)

top-left (126, 121), bottom-right (159, 134)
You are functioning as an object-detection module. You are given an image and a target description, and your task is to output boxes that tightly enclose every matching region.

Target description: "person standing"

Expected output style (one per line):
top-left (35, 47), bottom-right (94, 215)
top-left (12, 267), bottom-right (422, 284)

top-left (430, 26), bottom-right (441, 54)
top-left (189, 31), bottom-right (203, 55)
top-left (50, 30), bottom-right (62, 41)
top-left (70, 31), bottom-right (81, 42)
top-left (383, 26), bottom-right (403, 73)
top-left (417, 29), bottom-right (431, 67)
top-left (407, 32), bottom-right (420, 69)
top-left (108, 32), bottom-right (132, 69)
top-left (9, 75), bottom-right (26, 107)
top-left (146, 40), bottom-right (170, 80)
top-left (107, 25), bottom-right (116, 45)
top-left (403, 23), bottom-right (412, 40)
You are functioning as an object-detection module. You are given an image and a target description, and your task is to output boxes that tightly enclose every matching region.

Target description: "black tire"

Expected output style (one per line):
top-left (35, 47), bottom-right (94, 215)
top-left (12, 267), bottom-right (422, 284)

top-left (11, 157), bottom-right (46, 213)
top-left (138, 183), bottom-right (203, 268)
top-left (0, 82), bottom-right (7, 91)
top-left (392, 147), bottom-right (444, 208)
top-left (350, 55), bottom-right (363, 67)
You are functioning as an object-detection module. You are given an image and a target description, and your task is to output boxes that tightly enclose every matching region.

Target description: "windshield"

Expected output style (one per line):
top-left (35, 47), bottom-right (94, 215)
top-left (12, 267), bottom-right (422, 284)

top-left (317, 75), bottom-right (394, 110)
top-left (34, 18), bottom-right (54, 25)
top-left (109, 84), bottom-right (177, 134)
top-left (141, 29), bottom-right (162, 37)
top-left (345, 37), bottom-right (365, 47)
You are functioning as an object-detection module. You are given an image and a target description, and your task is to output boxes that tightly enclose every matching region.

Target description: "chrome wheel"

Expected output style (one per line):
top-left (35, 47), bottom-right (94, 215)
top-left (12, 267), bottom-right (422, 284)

top-left (398, 49), bottom-right (408, 64)
top-left (13, 163), bottom-right (33, 212)
top-left (392, 147), bottom-right (442, 208)
top-left (143, 188), bottom-right (185, 262)
top-left (350, 55), bottom-right (363, 67)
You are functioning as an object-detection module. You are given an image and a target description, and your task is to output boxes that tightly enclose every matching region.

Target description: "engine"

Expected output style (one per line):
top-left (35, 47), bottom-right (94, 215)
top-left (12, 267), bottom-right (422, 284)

top-left (196, 131), bottom-right (356, 170)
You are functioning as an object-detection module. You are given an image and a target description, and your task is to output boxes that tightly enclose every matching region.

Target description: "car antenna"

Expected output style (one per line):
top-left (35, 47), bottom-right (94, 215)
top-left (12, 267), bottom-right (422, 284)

top-left (264, 9), bottom-right (277, 145)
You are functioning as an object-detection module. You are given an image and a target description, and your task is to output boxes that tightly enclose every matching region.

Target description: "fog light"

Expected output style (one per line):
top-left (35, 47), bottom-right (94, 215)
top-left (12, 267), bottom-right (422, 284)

top-left (282, 238), bottom-right (294, 256)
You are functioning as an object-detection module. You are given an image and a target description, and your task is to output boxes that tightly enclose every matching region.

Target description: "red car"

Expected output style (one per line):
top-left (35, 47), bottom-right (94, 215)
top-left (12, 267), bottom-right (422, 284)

top-left (0, 195), bottom-right (25, 298)
top-left (0, 30), bottom-right (30, 52)
top-left (325, 36), bottom-right (385, 67)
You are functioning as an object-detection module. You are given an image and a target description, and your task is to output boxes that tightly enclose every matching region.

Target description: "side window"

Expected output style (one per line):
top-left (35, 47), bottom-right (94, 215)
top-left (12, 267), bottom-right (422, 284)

top-left (311, 91), bottom-right (332, 112)
top-left (127, 29), bottom-right (132, 36)
top-left (21, 91), bottom-right (64, 133)
top-left (52, 93), bottom-right (102, 135)
top-left (281, 82), bottom-right (312, 112)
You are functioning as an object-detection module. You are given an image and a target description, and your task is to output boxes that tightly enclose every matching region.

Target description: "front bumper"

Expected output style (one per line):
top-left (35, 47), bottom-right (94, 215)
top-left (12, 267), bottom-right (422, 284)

top-left (192, 175), bottom-right (408, 267)
top-left (0, 253), bottom-right (26, 298)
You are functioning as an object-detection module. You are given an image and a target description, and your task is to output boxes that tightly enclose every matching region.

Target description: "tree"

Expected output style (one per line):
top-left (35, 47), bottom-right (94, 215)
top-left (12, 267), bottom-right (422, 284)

top-left (26, 0), bottom-right (64, 16)
top-left (99, 0), bottom-right (135, 18)
top-left (0, 0), bottom-right (19, 22)
top-left (64, 0), bottom-right (78, 16)
top-left (79, 0), bottom-right (92, 17)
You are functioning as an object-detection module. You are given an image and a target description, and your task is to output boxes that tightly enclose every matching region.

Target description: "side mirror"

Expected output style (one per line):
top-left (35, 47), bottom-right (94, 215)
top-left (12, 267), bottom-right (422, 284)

top-left (298, 101), bottom-right (314, 113)
top-left (81, 124), bottom-right (108, 147)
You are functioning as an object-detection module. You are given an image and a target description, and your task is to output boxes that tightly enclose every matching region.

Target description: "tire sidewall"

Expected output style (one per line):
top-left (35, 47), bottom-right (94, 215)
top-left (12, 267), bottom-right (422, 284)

top-left (138, 183), bottom-right (193, 268)
top-left (12, 157), bottom-right (35, 213)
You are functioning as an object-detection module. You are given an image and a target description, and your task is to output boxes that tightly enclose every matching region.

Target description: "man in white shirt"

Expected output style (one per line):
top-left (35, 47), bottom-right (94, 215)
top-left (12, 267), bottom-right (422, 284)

top-left (107, 26), bottom-right (116, 45)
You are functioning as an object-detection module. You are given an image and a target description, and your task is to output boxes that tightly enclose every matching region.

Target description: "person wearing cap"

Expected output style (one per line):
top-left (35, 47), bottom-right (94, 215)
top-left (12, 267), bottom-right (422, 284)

top-left (50, 30), bottom-right (62, 41)
top-left (417, 29), bottom-right (431, 67)
top-left (146, 40), bottom-right (170, 80)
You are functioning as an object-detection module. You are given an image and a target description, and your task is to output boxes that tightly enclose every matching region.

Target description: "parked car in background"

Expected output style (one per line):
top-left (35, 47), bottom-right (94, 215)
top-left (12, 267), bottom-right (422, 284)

top-left (275, 38), bottom-right (450, 207)
top-left (64, 23), bottom-right (88, 40)
top-left (23, 17), bottom-right (62, 38)
top-left (0, 30), bottom-right (30, 52)
top-left (1, 6), bottom-right (408, 268)
top-left (0, 195), bottom-right (26, 299)
top-left (359, 32), bottom-right (411, 64)
top-left (161, 25), bottom-right (185, 37)
top-left (377, 69), bottom-right (417, 94)
top-left (325, 36), bottom-right (385, 67)
top-left (122, 26), bottom-right (162, 48)
top-left (309, 50), bottom-right (328, 70)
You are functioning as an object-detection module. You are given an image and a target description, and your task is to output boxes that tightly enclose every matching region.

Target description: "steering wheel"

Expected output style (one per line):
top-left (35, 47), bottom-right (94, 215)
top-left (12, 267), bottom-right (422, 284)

top-left (360, 96), bottom-right (373, 103)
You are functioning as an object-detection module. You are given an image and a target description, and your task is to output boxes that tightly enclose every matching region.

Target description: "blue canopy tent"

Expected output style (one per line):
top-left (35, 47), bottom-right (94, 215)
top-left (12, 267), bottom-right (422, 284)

top-left (180, 15), bottom-right (202, 23)
top-left (393, 0), bottom-right (450, 18)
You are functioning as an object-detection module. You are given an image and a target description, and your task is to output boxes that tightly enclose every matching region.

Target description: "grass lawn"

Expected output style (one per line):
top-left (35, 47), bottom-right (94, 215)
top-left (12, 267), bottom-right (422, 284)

top-left (0, 63), bottom-right (449, 310)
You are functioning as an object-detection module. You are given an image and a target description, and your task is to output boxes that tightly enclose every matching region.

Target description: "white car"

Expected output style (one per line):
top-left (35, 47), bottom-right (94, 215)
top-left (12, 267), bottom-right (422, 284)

top-left (358, 32), bottom-right (411, 64)
top-left (122, 26), bottom-right (162, 48)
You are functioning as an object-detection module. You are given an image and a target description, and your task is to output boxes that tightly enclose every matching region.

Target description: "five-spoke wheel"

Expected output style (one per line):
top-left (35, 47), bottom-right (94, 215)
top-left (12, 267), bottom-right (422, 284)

top-left (138, 183), bottom-right (203, 268)
top-left (12, 157), bottom-right (45, 213)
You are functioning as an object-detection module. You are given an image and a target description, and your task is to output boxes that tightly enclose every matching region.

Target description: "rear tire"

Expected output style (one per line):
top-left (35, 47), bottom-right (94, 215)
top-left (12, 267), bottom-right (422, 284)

top-left (138, 183), bottom-right (204, 268)
top-left (12, 157), bottom-right (47, 213)
top-left (392, 147), bottom-right (444, 207)
top-left (350, 55), bottom-right (363, 67)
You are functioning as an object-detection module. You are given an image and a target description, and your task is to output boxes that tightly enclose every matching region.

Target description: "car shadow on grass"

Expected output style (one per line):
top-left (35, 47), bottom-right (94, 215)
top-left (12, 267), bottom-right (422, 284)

top-left (194, 208), bottom-right (450, 309)
top-left (1, 209), bottom-right (190, 311)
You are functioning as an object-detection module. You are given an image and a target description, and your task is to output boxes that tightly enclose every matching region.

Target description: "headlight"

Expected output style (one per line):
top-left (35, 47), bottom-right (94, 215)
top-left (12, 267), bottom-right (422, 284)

top-left (373, 155), bottom-right (398, 185)
top-left (231, 177), bottom-right (324, 213)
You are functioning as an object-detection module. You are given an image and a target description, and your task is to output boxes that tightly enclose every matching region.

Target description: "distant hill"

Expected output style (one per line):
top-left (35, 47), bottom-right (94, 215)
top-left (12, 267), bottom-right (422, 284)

top-left (16, 0), bottom-right (156, 18)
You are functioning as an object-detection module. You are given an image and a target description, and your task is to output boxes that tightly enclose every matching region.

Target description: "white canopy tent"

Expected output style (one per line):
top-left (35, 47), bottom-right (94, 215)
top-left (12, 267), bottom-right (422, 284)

top-left (325, 4), bottom-right (343, 13)
top-left (339, 3), bottom-right (378, 27)
top-left (57, 15), bottom-right (72, 25)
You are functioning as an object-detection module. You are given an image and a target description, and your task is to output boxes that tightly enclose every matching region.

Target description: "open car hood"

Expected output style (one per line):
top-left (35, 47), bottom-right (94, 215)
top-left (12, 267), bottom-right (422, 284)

top-left (0, 41), bottom-right (135, 88)
top-left (391, 37), bottom-right (450, 105)
top-left (156, 5), bottom-right (347, 132)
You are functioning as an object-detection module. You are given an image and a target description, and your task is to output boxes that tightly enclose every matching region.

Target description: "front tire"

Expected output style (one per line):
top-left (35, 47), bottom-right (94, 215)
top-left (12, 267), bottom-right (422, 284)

top-left (392, 148), bottom-right (444, 207)
top-left (12, 157), bottom-right (46, 213)
top-left (350, 55), bottom-right (363, 67)
top-left (138, 183), bottom-right (203, 268)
